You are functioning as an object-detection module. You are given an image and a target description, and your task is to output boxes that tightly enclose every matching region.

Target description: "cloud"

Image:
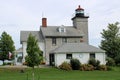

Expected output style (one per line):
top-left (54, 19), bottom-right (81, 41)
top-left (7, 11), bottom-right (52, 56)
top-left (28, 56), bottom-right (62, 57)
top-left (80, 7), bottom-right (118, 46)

top-left (0, 0), bottom-right (120, 49)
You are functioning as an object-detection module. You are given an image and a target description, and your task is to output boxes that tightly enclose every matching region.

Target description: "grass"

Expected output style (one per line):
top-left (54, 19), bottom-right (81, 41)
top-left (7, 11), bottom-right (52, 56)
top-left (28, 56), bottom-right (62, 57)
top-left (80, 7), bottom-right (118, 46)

top-left (0, 67), bottom-right (120, 80)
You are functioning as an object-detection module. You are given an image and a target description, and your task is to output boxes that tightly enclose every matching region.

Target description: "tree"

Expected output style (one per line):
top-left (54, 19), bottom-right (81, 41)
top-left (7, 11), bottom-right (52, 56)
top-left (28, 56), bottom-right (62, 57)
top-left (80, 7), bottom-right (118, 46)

top-left (0, 31), bottom-right (15, 65)
top-left (100, 22), bottom-right (120, 61)
top-left (26, 33), bottom-right (42, 80)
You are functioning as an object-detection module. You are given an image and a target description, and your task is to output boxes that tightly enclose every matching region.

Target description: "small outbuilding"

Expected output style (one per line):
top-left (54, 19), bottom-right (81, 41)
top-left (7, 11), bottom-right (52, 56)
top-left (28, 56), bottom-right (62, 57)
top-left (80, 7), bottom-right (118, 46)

top-left (50, 43), bottom-right (105, 66)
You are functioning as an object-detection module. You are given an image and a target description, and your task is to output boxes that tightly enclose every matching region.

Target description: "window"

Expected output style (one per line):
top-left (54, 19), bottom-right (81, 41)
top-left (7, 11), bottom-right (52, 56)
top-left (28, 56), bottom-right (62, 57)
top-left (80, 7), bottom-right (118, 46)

top-left (66, 54), bottom-right (72, 59)
top-left (62, 38), bottom-right (67, 43)
top-left (52, 38), bottom-right (56, 46)
top-left (57, 27), bottom-right (66, 33)
top-left (90, 53), bottom-right (95, 59)
top-left (61, 28), bottom-right (66, 32)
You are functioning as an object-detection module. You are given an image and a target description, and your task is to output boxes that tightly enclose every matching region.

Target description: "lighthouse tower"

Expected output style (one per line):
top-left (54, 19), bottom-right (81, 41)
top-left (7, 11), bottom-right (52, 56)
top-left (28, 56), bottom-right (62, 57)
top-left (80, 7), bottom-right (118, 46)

top-left (72, 5), bottom-right (89, 44)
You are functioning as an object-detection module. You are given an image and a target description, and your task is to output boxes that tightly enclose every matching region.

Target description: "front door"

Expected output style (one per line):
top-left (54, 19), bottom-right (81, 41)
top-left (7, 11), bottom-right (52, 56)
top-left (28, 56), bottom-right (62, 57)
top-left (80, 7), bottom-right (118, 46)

top-left (49, 54), bottom-right (55, 66)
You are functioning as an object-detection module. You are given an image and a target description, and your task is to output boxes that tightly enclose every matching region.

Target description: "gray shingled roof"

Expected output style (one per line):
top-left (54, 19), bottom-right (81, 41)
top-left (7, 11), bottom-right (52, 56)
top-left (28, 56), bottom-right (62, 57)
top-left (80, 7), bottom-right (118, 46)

top-left (20, 31), bottom-right (44, 43)
top-left (41, 26), bottom-right (84, 37)
top-left (51, 43), bottom-right (105, 53)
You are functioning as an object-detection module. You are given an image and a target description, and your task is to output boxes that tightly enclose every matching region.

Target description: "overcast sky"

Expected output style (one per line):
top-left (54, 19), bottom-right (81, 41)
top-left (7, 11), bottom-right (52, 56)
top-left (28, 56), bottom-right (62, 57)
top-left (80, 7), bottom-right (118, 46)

top-left (0, 0), bottom-right (120, 49)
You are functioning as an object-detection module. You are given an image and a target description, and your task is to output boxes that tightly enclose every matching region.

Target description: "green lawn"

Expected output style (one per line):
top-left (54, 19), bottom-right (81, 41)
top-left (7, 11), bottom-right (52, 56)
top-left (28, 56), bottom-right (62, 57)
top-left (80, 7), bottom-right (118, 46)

top-left (0, 67), bottom-right (120, 80)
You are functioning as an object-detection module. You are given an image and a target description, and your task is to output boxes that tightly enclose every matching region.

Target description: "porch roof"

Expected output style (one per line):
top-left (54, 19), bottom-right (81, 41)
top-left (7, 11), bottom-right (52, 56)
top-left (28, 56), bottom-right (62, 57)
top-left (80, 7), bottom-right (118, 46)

top-left (50, 43), bottom-right (105, 53)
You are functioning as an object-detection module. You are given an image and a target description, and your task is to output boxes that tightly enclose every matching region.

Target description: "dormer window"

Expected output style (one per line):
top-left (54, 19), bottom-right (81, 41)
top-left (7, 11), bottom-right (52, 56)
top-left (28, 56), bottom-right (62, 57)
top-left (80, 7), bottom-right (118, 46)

top-left (57, 25), bottom-right (66, 33)
top-left (61, 27), bottom-right (66, 32)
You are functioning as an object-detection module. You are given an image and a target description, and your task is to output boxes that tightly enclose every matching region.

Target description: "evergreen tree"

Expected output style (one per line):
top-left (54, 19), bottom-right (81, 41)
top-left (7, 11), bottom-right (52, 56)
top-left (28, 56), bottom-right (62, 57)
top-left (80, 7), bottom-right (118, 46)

top-left (0, 31), bottom-right (15, 65)
top-left (26, 33), bottom-right (42, 80)
top-left (100, 22), bottom-right (120, 61)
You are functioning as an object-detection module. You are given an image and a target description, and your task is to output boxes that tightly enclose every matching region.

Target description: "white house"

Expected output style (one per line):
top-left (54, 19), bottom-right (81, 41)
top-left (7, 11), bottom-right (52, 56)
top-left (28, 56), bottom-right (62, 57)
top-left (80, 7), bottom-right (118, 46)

top-left (20, 5), bottom-right (106, 66)
top-left (50, 43), bottom-right (105, 66)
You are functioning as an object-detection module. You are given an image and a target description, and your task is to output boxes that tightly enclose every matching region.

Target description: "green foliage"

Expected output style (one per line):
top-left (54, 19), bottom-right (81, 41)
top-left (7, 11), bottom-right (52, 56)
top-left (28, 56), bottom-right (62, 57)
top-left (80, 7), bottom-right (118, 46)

top-left (0, 31), bottom-right (15, 64)
top-left (80, 64), bottom-right (94, 71)
top-left (88, 58), bottom-right (100, 70)
top-left (26, 33), bottom-right (43, 68)
top-left (108, 66), bottom-right (120, 71)
top-left (107, 66), bottom-right (113, 71)
top-left (59, 61), bottom-right (72, 70)
top-left (100, 22), bottom-right (120, 62)
top-left (106, 57), bottom-right (115, 66)
top-left (98, 65), bottom-right (107, 71)
top-left (70, 58), bottom-right (81, 70)
top-left (115, 55), bottom-right (120, 66)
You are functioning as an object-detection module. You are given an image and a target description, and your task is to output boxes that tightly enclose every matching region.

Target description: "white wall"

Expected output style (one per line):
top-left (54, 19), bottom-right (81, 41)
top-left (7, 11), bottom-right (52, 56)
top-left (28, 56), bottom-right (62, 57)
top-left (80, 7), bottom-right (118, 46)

top-left (96, 53), bottom-right (106, 64)
top-left (38, 42), bottom-right (45, 57)
top-left (22, 42), bottom-right (45, 63)
top-left (73, 53), bottom-right (89, 64)
top-left (55, 52), bottom-right (106, 67)
top-left (22, 42), bottom-right (27, 62)
top-left (55, 53), bottom-right (70, 66)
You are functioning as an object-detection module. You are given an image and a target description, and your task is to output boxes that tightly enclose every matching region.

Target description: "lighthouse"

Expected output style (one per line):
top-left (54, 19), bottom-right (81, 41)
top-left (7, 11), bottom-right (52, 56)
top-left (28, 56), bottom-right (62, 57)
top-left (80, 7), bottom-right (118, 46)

top-left (72, 5), bottom-right (89, 44)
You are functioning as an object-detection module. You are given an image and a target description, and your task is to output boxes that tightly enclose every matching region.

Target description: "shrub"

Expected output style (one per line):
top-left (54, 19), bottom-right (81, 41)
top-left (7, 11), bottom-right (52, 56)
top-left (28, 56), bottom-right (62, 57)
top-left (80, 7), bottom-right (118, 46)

top-left (115, 55), bottom-right (120, 66)
top-left (23, 62), bottom-right (27, 65)
top-left (70, 58), bottom-right (81, 70)
top-left (98, 65), bottom-right (107, 71)
top-left (40, 61), bottom-right (46, 65)
top-left (88, 58), bottom-right (100, 70)
top-left (59, 62), bottom-right (72, 71)
top-left (7, 62), bottom-right (12, 65)
top-left (106, 57), bottom-right (115, 66)
top-left (88, 58), bottom-right (96, 66)
top-left (80, 64), bottom-right (94, 71)
top-left (107, 66), bottom-right (113, 71)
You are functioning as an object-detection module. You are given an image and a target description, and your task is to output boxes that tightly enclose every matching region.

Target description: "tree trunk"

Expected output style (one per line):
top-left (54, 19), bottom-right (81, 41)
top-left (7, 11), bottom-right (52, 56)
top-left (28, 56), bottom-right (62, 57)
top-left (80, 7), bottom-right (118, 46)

top-left (32, 67), bottom-right (35, 80)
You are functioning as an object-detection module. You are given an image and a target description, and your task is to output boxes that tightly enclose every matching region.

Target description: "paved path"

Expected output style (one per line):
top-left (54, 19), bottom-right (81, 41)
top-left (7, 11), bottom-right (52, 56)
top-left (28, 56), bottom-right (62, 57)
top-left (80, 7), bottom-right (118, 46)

top-left (0, 65), bottom-right (27, 68)
top-left (0, 65), bottom-right (51, 68)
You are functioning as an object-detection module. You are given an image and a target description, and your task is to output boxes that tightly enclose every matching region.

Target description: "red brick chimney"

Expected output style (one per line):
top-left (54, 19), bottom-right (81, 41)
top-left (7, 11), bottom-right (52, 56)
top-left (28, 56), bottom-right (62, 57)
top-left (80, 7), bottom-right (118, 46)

top-left (42, 18), bottom-right (47, 27)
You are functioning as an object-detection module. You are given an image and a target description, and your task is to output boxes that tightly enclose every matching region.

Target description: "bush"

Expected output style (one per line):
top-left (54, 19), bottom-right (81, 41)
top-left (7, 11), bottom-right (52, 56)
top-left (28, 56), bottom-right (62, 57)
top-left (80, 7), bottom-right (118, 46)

top-left (70, 58), bottom-right (81, 70)
top-left (59, 62), bottom-right (72, 71)
top-left (40, 61), bottom-right (46, 65)
top-left (80, 64), bottom-right (94, 71)
top-left (107, 66), bottom-right (113, 71)
top-left (98, 65), bottom-right (107, 71)
top-left (22, 62), bottom-right (27, 65)
top-left (115, 55), bottom-right (120, 66)
top-left (106, 57), bottom-right (115, 66)
top-left (88, 58), bottom-right (100, 70)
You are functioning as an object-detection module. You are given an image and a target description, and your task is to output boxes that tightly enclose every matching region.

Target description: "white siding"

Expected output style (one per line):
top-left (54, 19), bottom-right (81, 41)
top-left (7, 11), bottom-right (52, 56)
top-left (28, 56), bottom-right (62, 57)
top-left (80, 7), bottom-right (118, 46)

top-left (22, 42), bottom-right (27, 62)
top-left (55, 53), bottom-right (90, 66)
top-left (55, 52), bottom-right (106, 67)
top-left (38, 42), bottom-right (45, 60)
top-left (73, 53), bottom-right (89, 64)
top-left (22, 42), bottom-right (45, 63)
top-left (96, 53), bottom-right (106, 64)
top-left (38, 42), bottom-right (45, 52)
top-left (55, 54), bottom-right (65, 66)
